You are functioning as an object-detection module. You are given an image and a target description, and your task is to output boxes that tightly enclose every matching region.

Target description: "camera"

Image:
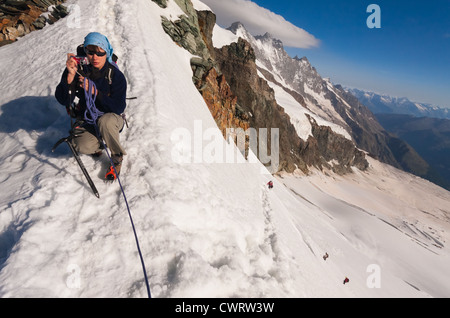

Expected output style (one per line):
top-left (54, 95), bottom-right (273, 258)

top-left (72, 56), bottom-right (89, 66)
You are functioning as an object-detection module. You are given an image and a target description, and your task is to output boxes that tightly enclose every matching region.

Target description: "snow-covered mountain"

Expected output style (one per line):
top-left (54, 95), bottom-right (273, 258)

top-left (348, 88), bottom-right (450, 120)
top-left (0, 0), bottom-right (450, 298)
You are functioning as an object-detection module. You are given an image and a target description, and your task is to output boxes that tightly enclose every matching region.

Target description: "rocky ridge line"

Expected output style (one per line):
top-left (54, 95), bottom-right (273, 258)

top-left (0, 0), bottom-right (68, 46)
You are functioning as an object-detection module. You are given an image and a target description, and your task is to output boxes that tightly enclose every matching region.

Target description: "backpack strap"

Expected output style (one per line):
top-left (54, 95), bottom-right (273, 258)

top-left (106, 65), bottom-right (114, 86)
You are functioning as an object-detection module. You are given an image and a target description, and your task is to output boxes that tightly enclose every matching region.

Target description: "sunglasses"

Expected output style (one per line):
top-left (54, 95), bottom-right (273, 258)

top-left (85, 49), bottom-right (107, 57)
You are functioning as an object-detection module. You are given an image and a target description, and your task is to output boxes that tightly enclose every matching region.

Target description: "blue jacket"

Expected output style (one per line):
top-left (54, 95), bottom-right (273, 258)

top-left (55, 62), bottom-right (127, 116)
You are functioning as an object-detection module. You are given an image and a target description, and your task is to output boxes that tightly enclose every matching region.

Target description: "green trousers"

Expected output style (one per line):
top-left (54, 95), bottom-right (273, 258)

top-left (72, 113), bottom-right (127, 156)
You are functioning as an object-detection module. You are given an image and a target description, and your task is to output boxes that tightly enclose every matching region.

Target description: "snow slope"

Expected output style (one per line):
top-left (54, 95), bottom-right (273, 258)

top-left (0, 0), bottom-right (449, 298)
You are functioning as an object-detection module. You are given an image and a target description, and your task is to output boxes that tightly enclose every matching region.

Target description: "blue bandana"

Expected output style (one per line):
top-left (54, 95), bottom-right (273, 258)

top-left (83, 32), bottom-right (114, 64)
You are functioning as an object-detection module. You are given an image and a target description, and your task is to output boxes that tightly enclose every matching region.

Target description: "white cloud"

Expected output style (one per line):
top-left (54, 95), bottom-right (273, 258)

top-left (201, 0), bottom-right (320, 49)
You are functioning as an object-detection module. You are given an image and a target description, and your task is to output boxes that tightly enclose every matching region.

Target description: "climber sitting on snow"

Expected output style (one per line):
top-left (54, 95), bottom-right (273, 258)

top-left (55, 32), bottom-right (127, 180)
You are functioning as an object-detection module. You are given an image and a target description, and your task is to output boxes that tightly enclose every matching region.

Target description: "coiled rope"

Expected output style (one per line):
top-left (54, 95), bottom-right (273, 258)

top-left (83, 78), bottom-right (152, 298)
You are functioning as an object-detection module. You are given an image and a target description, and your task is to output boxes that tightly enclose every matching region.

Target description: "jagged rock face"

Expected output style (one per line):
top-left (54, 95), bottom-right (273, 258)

top-left (195, 10), bottom-right (250, 137)
top-left (152, 0), bottom-right (167, 8)
top-left (197, 10), bottom-right (216, 60)
top-left (214, 38), bottom-right (368, 174)
top-left (305, 115), bottom-right (369, 173)
top-left (161, 14), bottom-right (204, 57)
top-left (198, 67), bottom-right (250, 136)
top-left (215, 38), bottom-right (305, 173)
top-left (0, 0), bottom-right (67, 46)
top-left (159, 4), bottom-right (217, 85)
top-left (160, 0), bottom-right (212, 61)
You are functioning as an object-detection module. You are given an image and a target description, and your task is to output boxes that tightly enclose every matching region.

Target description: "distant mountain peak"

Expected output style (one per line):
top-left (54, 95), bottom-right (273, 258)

top-left (255, 32), bottom-right (273, 41)
top-left (255, 32), bottom-right (284, 49)
top-left (227, 23), bottom-right (285, 51)
top-left (228, 21), bottom-right (246, 32)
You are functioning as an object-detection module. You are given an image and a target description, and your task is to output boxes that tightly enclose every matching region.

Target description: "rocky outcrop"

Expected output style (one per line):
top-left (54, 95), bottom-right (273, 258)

top-left (197, 66), bottom-right (250, 136)
top-left (159, 3), bottom-right (216, 86)
top-left (196, 10), bottom-right (216, 60)
top-left (161, 14), bottom-right (203, 56)
top-left (152, 0), bottom-right (167, 8)
top-left (214, 38), bottom-right (305, 172)
top-left (160, 0), bottom-right (210, 59)
top-left (303, 115), bottom-right (369, 173)
top-left (0, 0), bottom-right (67, 46)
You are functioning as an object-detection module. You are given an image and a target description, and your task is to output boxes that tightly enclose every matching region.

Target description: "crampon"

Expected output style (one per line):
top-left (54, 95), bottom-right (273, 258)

top-left (105, 165), bottom-right (119, 181)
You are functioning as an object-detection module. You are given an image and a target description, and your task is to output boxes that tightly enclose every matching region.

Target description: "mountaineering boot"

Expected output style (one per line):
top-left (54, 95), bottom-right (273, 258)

top-left (105, 154), bottom-right (123, 181)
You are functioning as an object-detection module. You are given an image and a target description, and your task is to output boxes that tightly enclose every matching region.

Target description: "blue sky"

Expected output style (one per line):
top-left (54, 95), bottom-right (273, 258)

top-left (203, 0), bottom-right (450, 108)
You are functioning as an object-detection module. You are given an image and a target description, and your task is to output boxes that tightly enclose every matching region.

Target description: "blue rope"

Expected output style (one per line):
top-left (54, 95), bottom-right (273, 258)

top-left (83, 79), bottom-right (103, 126)
top-left (83, 78), bottom-right (152, 298)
